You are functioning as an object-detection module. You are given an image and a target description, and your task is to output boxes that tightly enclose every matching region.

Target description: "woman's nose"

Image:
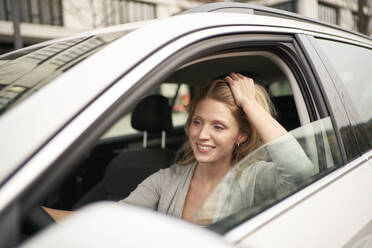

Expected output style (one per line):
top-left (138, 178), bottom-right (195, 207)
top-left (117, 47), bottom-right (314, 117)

top-left (198, 125), bottom-right (210, 139)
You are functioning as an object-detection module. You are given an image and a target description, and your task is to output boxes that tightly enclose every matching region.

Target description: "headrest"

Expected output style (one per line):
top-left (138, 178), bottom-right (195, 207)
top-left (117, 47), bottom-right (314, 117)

top-left (131, 95), bottom-right (173, 133)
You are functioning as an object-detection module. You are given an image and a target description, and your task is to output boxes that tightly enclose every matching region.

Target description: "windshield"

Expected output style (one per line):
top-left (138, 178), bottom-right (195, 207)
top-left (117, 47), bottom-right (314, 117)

top-left (0, 30), bottom-right (130, 117)
top-left (192, 117), bottom-right (342, 230)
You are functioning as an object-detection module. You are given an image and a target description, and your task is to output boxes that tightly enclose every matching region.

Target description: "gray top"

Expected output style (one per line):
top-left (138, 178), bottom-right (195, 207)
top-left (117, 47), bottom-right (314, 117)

top-left (120, 133), bottom-right (314, 221)
top-left (120, 162), bottom-right (197, 218)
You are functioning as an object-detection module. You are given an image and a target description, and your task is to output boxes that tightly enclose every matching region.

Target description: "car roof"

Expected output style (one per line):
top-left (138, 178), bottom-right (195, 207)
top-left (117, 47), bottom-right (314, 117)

top-left (184, 2), bottom-right (372, 42)
top-left (0, 7), bottom-right (371, 190)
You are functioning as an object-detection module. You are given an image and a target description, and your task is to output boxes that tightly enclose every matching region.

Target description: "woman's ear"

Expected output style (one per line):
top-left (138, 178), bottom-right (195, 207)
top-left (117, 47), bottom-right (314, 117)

top-left (237, 133), bottom-right (248, 145)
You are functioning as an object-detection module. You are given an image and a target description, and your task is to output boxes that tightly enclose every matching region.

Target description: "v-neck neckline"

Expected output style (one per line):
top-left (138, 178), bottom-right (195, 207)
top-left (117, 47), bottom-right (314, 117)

top-left (178, 162), bottom-right (197, 218)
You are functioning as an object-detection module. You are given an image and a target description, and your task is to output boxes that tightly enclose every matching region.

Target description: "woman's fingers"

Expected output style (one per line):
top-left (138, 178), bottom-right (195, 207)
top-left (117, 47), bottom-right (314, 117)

top-left (225, 73), bottom-right (245, 106)
top-left (230, 72), bottom-right (240, 81)
top-left (234, 72), bottom-right (245, 80)
top-left (225, 73), bottom-right (253, 88)
top-left (224, 75), bottom-right (233, 83)
top-left (224, 72), bottom-right (257, 106)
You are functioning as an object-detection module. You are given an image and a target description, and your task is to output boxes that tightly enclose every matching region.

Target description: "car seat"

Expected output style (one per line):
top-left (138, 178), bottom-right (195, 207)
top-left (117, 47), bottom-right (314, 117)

top-left (73, 95), bottom-right (175, 209)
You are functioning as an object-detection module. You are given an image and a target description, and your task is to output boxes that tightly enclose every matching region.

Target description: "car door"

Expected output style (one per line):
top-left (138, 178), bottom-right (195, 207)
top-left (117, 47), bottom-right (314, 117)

top-left (215, 33), bottom-right (372, 248)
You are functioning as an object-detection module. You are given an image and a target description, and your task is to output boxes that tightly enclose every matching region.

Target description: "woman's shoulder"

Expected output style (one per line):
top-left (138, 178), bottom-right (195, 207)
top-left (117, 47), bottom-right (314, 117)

top-left (148, 162), bottom-right (195, 190)
top-left (162, 162), bottom-right (196, 178)
top-left (228, 160), bottom-right (273, 188)
top-left (232, 159), bottom-right (272, 176)
top-left (146, 162), bottom-right (195, 181)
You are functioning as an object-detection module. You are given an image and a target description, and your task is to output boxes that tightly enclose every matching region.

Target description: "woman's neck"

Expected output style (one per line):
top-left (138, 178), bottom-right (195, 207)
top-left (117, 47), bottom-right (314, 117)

top-left (193, 160), bottom-right (231, 190)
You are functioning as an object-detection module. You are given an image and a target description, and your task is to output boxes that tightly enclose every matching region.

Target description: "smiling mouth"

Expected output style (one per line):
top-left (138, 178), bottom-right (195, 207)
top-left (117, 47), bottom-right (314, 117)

top-left (197, 143), bottom-right (216, 152)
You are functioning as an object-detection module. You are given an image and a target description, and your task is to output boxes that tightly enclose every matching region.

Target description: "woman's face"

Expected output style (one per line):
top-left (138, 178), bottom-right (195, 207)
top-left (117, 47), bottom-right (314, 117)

top-left (188, 98), bottom-right (244, 167)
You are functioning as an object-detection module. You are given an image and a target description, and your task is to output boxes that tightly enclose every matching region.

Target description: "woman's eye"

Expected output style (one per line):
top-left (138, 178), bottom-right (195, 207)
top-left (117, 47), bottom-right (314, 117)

top-left (192, 119), bottom-right (200, 125)
top-left (213, 125), bottom-right (224, 130)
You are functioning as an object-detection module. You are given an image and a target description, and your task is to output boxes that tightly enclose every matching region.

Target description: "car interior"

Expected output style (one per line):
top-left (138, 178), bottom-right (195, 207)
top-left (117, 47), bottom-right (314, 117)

top-left (41, 50), bottom-right (308, 211)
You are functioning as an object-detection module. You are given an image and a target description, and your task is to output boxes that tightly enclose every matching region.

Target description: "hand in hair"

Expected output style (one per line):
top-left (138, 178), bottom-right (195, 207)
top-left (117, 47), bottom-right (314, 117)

top-left (224, 72), bottom-right (287, 144)
top-left (224, 72), bottom-right (256, 107)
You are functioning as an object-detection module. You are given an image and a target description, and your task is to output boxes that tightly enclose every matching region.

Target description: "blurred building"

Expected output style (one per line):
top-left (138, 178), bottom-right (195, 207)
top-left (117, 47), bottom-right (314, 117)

top-left (1, 0), bottom-right (371, 54)
top-left (0, 0), bottom-right (200, 54)
top-left (243, 0), bottom-right (372, 35)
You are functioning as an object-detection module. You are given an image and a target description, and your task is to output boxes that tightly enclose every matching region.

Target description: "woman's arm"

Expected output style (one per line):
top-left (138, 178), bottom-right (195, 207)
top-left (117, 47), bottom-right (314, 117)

top-left (42, 207), bottom-right (74, 222)
top-left (42, 166), bottom-right (164, 222)
top-left (225, 72), bottom-right (314, 197)
top-left (119, 168), bottom-right (163, 210)
top-left (224, 72), bottom-right (287, 144)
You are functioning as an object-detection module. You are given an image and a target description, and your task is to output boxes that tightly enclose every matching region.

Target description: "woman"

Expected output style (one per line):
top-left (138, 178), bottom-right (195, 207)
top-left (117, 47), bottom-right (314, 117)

top-left (121, 72), bottom-right (313, 225)
top-left (45, 72), bottom-right (313, 223)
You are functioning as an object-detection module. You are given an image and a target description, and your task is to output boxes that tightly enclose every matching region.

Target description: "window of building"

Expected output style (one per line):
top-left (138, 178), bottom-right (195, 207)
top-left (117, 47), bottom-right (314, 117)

top-left (318, 2), bottom-right (338, 24)
top-left (0, 0), bottom-right (63, 26)
top-left (352, 12), bottom-right (359, 31)
top-left (0, 0), bottom-right (9, 21)
top-left (102, 0), bottom-right (156, 26)
top-left (271, 1), bottom-right (297, 13)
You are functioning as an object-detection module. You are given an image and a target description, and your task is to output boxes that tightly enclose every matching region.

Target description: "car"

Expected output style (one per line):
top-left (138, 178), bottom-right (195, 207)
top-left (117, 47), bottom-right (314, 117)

top-left (0, 2), bottom-right (371, 248)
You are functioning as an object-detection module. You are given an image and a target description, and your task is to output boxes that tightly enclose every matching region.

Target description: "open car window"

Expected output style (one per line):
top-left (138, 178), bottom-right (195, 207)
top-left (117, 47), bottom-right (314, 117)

top-left (49, 48), bottom-right (313, 211)
top-left (193, 117), bottom-right (342, 229)
top-left (43, 40), bottom-right (342, 232)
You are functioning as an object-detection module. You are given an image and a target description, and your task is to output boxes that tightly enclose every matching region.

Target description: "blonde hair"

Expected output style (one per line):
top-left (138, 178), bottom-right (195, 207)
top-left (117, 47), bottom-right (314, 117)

top-left (176, 78), bottom-right (275, 166)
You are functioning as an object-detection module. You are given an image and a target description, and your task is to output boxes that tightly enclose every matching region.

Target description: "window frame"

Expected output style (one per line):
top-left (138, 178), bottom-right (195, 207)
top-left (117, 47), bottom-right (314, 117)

top-left (124, 33), bottom-right (342, 232)
top-left (295, 34), bottom-right (361, 162)
top-left (3, 30), bottom-right (346, 243)
top-left (306, 35), bottom-right (372, 155)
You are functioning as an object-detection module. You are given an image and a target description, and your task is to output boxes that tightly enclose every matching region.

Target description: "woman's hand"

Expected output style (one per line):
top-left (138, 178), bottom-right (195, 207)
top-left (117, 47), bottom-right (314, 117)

top-left (224, 72), bottom-right (287, 144)
top-left (224, 72), bottom-right (256, 107)
top-left (42, 206), bottom-right (73, 222)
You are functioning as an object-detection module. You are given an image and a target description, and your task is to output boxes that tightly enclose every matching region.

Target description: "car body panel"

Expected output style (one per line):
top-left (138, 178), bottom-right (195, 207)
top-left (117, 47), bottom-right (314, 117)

top-left (225, 150), bottom-right (372, 247)
top-left (21, 203), bottom-right (234, 248)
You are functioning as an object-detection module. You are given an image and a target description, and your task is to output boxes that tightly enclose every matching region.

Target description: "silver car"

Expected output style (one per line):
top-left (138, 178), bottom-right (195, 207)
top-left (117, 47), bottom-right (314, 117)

top-left (0, 3), bottom-right (371, 248)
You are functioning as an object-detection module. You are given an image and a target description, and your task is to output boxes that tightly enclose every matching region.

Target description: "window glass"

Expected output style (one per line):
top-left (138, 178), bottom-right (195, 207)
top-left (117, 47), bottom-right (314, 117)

top-left (268, 78), bottom-right (292, 97)
top-left (163, 83), bottom-right (189, 127)
top-left (194, 117), bottom-right (342, 229)
top-left (352, 12), bottom-right (359, 32)
top-left (0, 30), bottom-right (130, 117)
top-left (315, 39), bottom-right (372, 149)
top-left (101, 83), bottom-right (190, 139)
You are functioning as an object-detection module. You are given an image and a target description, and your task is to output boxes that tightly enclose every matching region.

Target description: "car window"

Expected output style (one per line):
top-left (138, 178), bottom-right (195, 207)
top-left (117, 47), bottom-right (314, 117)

top-left (0, 30), bottom-right (129, 116)
top-left (41, 37), bottom-right (344, 232)
top-left (101, 83), bottom-right (190, 139)
top-left (315, 39), bottom-right (372, 150)
top-left (193, 117), bottom-right (342, 229)
top-left (267, 78), bottom-right (292, 97)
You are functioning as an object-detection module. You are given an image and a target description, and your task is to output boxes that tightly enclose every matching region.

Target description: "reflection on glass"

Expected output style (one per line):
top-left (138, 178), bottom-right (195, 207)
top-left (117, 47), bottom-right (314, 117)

top-left (0, 86), bottom-right (27, 115)
top-left (192, 117), bottom-right (341, 229)
top-left (316, 38), bottom-right (372, 149)
top-left (0, 31), bottom-right (130, 117)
